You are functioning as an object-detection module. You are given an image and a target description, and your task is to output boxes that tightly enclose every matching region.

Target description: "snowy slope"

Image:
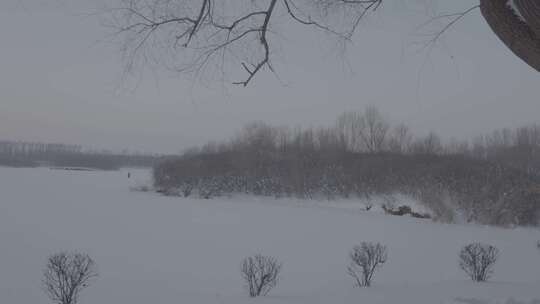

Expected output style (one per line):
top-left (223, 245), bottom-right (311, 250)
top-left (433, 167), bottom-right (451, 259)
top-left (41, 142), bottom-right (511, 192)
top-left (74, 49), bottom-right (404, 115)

top-left (0, 167), bottom-right (539, 304)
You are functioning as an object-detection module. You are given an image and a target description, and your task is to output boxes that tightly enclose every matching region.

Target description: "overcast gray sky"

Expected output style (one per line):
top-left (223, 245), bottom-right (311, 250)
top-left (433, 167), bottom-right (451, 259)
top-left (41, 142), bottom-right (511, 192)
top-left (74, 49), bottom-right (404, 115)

top-left (0, 0), bottom-right (538, 154)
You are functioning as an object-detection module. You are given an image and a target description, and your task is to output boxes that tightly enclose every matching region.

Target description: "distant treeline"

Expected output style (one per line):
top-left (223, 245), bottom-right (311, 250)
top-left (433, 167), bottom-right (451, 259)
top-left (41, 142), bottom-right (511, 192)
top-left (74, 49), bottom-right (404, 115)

top-left (0, 141), bottom-right (158, 170)
top-left (154, 107), bottom-right (540, 227)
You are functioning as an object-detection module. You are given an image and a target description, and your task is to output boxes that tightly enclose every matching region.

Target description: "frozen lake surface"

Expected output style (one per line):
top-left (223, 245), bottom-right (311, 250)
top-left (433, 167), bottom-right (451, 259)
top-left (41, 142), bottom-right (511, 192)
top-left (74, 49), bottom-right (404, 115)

top-left (0, 167), bottom-right (539, 304)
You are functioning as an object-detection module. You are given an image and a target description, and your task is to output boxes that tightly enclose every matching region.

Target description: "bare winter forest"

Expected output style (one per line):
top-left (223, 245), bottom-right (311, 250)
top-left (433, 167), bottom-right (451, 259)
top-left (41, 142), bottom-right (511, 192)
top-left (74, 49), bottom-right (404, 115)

top-left (155, 107), bottom-right (540, 227)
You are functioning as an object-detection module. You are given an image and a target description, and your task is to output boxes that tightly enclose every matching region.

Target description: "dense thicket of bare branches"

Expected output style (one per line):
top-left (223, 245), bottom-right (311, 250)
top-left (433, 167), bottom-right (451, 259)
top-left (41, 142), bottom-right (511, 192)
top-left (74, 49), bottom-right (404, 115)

top-left (347, 242), bottom-right (387, 287)
top-left (153, 107), bottom-right (540, 226)
top-left (459, 243), bottom-right (499, 282)
top-left (43, 252), bottom-right (98, 304)
top-left (240, 254), bottom-right (282, 297)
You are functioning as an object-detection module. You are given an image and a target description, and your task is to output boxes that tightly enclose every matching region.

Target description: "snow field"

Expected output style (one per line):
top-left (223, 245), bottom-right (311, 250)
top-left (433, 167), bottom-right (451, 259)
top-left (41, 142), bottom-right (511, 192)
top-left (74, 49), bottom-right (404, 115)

top-left (0, 167), bottom-right (539, 304)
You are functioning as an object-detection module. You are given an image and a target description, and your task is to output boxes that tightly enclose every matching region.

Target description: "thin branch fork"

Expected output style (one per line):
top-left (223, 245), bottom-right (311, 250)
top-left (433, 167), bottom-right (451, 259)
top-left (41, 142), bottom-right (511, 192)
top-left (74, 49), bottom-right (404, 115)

top-left (414, 4), bottom-right (480, 51)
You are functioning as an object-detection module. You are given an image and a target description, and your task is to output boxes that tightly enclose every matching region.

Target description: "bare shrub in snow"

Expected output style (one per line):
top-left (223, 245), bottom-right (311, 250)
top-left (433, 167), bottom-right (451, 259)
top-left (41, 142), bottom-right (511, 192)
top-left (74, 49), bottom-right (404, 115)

top-left (459, 243), bottom-right (499, 282)
top-left (43, 252), bottom-right (97, 304)
top-left (241, 254), bottom-right (282, 297)
top-left (152, 116), bottom-right (540, 227)
top-left (347, 242), bottom-right (388, 287)
top-left (179, 180), bottom-right (196, 197)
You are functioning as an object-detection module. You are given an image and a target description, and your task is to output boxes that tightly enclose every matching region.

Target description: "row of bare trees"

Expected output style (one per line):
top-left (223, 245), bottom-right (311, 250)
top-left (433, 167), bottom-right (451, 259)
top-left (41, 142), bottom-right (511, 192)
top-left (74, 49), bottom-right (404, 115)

top-left (337, 107), bottom-right (540, 164)
top-left (0, 140), bottom-right (158, 169)
top-left (245, 242), bottom-right (500, 296)
top-left (0, 141), bottom-right (83, 157)
top-left (43, 241), bottom-right (506, 303)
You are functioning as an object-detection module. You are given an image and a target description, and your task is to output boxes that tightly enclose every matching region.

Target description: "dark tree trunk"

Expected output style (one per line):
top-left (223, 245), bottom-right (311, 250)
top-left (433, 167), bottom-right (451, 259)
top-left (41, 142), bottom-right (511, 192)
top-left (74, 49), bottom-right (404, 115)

top-left (480, 0), bottom-right (540, 72)
top-left (515, 0), bottom-right (540, 36)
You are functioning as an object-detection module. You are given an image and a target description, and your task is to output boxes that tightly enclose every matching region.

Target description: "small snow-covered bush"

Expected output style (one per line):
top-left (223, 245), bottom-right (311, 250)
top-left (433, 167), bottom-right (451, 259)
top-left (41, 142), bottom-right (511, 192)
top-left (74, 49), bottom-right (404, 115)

top-left (347, 242), bottom-right (388, 287)
top-left (241, 254), bottom-right (282, 297)
top-left (459, 243), bottom-right (499, 282)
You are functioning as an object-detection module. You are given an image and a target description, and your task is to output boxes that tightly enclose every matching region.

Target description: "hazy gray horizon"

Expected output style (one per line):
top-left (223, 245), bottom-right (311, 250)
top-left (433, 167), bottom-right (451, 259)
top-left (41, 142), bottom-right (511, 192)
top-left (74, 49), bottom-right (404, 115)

top-left (1, 0), bottom-right (538, 154)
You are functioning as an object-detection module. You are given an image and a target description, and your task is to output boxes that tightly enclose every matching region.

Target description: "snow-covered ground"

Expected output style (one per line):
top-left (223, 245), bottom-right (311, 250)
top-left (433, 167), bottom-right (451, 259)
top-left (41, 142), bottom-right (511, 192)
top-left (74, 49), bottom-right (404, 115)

top-left (0, 167), bottom-right (539, 304)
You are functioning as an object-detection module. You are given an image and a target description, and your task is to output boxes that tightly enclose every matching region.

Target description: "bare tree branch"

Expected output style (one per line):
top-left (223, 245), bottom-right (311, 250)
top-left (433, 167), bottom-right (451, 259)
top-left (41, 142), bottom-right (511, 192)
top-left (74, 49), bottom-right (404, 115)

top-left (417, 4), bottom-right (480, 49)
top-left (106, 0), bottom-right (382, 86)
